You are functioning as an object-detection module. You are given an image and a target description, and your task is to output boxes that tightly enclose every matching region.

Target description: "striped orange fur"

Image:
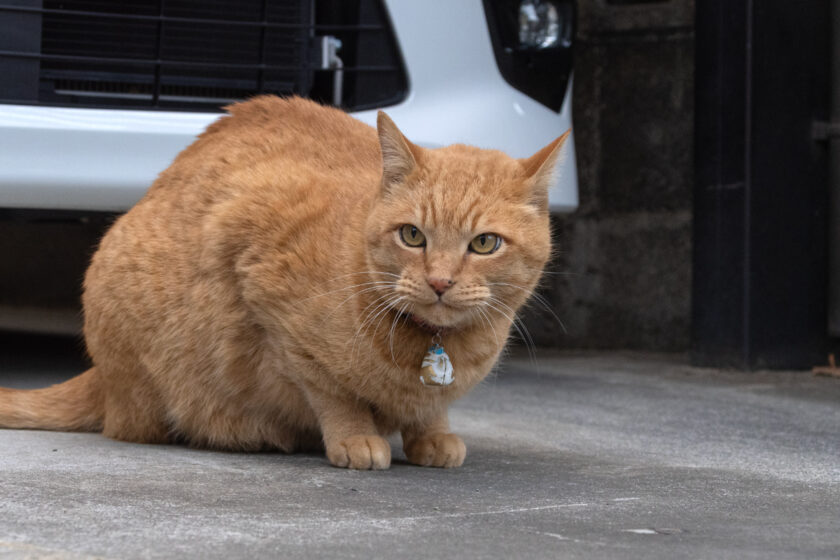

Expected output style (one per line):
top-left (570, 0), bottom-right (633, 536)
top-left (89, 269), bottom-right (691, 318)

top-left (0, 96), bottom-right (567, 469)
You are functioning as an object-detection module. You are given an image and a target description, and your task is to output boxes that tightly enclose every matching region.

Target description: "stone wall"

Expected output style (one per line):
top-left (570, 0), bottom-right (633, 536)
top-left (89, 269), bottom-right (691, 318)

top-left (523, 0), bottom-right (695, 351)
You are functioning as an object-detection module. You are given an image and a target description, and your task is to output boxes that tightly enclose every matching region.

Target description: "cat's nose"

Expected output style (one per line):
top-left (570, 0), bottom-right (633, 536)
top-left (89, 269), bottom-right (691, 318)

top-left (428, 277), bottom-right (455, 296)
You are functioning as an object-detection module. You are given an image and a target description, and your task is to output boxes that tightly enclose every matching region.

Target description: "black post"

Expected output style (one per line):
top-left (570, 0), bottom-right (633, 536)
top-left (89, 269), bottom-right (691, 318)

top-left (693, 0), bottom-right (832, 369)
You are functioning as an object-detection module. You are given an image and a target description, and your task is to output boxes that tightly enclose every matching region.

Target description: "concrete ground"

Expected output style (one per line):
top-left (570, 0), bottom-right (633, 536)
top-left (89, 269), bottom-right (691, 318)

top-left (0, 335), bottom-right (838, 559)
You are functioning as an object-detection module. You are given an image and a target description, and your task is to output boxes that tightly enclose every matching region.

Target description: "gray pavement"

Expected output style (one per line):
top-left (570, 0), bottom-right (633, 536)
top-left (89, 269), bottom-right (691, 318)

top-left (1, 336), bottom-right (839, 559)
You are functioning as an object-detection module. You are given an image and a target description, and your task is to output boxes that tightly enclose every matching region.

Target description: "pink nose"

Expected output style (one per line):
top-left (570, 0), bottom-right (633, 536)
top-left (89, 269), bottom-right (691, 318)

top-left (428, 277), bottom-right (455, 296)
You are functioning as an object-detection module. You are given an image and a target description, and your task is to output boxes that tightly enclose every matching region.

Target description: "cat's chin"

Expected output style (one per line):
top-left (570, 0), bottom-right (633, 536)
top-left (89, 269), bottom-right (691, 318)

top-left (403, 312), bottom-right (458, 335)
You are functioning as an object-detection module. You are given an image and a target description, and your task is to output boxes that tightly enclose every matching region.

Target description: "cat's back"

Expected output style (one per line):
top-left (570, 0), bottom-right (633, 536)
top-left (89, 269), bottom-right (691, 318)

top-left (84, 97), bottom-right (381, 349)
top-left (104, 96), bottom-right (382, 249)
top-left (204, 95), bottom-right (380, 174)
top-left (155, 96), bottom-right (382, 202)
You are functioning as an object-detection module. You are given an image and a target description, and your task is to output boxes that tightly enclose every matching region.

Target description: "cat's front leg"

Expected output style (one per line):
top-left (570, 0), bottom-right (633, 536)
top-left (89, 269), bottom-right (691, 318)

top-left (304, 385), bottom-right (391, 470)
top-left (402, 409), bottom-right (466, 468)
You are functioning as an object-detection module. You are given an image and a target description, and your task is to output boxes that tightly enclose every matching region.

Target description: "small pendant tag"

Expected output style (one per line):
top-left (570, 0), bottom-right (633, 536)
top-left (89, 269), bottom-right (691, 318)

top-left (420, 343), bottom-right (454, 386)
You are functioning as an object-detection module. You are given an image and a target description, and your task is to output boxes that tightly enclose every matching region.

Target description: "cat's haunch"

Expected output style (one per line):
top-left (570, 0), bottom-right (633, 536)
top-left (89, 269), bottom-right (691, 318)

top-left (0, 96), bottom-right (568, 470)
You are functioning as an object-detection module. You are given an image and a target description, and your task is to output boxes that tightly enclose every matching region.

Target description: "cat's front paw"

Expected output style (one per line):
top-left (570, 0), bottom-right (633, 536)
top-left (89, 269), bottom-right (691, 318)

top-left (404, 433), bottom-right (466, 468)
top-left (327, 435), bottom-right (391, 470)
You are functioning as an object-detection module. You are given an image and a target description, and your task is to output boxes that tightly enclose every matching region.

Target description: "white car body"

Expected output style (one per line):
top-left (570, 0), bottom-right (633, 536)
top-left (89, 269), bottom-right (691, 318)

top-left (0, 0), bottom-right (577, 213)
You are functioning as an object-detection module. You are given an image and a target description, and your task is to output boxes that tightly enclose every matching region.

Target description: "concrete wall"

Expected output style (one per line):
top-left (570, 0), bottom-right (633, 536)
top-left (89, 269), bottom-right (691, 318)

top-left (523, 0), bottom-right (695, 351)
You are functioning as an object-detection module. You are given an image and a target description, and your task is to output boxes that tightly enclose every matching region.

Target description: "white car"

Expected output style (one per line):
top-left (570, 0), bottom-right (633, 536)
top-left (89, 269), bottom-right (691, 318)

top-left (0, 0), bottom-right (577, 331)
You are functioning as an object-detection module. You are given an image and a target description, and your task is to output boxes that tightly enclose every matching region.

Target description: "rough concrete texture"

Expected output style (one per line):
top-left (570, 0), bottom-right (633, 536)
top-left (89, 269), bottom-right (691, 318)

top-left (524, 0), bottom-right (695, 351)
top-left (1, 336), bottom-right (838, 559)
top-left (578, 0), bottom-right (694, 34)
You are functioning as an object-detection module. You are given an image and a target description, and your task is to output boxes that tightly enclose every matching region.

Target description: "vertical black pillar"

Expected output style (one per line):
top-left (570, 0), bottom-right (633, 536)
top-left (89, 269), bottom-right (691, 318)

top-left (693, 0), bottom-right (832, 369)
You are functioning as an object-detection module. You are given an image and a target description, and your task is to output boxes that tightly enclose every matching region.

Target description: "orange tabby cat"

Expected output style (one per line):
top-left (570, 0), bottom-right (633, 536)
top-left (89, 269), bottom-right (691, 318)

top-left (0, 96), bottom-right (567, 469)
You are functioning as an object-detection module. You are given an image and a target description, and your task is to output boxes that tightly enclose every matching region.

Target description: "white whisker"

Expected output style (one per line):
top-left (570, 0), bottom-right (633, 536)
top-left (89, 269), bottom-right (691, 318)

top-left (485, 297), bottom-right (538, 367)
top-left (355, 293), bottom-right (400, 339)
top-left (321, 270), bottom-right (401, 282)
top-left (302, 280), bottom-right (398, 303)
top-left (347, 292), bottom-right (402, 361)
top-left (350, 294), bottom-right (404, 364)
top-left (474, 305), bottom-right (501, 347)
top-left (389, 301), bottom-right (411, 366)
top-left (488, 282), bottom-right (567, 334)
top-left (324, 284), bottom-right (397, 319)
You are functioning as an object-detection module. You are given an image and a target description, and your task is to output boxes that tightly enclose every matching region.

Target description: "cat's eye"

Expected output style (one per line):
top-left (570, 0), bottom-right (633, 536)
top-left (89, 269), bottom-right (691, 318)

top-left (469, 233), bottom-right (502, 255)
top-left (399, 224), bottom-right (426, 248)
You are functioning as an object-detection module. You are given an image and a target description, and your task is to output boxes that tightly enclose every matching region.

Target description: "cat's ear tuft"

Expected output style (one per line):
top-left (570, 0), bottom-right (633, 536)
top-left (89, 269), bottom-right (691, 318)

top-left (377, 111), bottom-right (421, 190)
top-left (520, 129), bottom-right (571, 212)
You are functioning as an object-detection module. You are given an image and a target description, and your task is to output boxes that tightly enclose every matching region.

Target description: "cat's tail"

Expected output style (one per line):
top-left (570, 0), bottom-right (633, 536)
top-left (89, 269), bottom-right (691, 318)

top-left (0, 368), bottom-right (103, 432)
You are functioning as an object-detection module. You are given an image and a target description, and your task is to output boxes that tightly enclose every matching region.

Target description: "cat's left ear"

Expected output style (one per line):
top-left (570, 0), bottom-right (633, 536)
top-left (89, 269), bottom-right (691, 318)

top-left (520, 129), bottom-right (571, 212)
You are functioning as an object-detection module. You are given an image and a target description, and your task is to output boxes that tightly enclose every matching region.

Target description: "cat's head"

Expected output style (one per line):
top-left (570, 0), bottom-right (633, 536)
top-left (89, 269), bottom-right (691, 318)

top-left (364, 112), bottom-right (568, 333)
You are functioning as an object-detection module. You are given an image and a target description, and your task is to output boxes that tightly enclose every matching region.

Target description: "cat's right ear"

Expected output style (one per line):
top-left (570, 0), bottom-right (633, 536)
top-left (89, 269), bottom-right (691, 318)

top-left (519, 130), bottom-right (571, 212)
top-left (377, 111), bottom-right (422, 190)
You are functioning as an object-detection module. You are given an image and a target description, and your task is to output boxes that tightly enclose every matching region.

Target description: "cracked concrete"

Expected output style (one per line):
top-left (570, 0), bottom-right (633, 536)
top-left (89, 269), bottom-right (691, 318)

top-left (1, 337), bottom-right (838, 559)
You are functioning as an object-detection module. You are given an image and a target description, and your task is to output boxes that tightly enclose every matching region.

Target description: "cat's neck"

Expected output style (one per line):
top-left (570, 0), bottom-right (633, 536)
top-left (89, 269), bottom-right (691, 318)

top-left (349, 276), bottom-right (508, 374)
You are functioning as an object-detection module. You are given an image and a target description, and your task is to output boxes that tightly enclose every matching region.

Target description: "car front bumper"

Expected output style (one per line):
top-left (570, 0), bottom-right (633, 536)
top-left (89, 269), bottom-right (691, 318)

top-left (0, 0), bottom-right (577, 213)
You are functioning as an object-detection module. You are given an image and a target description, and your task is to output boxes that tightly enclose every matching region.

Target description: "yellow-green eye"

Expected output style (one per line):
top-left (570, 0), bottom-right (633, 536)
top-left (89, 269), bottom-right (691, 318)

top-left (469, 233), bottom-right (502, 254)
top-left (399, 224), bottom-right (426, 247)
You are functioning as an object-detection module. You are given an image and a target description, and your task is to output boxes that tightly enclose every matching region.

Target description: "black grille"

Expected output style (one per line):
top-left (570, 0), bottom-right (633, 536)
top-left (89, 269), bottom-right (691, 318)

top-left (0, 0), bottom-right (407, 111)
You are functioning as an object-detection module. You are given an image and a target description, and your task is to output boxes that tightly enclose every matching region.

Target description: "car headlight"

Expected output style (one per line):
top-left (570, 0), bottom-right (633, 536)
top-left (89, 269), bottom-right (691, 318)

top-left (483, 0), bottom-right (575, 111)
top-left (519, 0), bottom-right (566, 49)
